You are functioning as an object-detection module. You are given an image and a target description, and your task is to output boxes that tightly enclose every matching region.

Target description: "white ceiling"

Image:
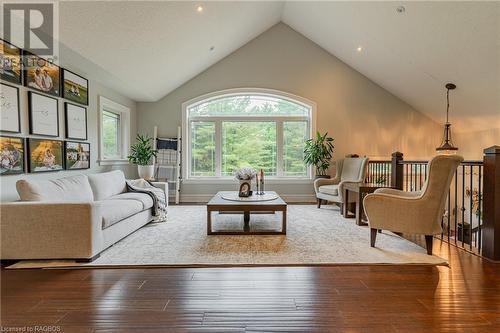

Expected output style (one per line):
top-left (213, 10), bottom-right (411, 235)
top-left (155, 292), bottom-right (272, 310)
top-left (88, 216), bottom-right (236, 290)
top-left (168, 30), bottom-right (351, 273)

top-left (282, 1), bottom-right (500, 132)
top-left (56, 1), bottom-right (499, 132)
top-left (58, 1), bottom-right (284, 101)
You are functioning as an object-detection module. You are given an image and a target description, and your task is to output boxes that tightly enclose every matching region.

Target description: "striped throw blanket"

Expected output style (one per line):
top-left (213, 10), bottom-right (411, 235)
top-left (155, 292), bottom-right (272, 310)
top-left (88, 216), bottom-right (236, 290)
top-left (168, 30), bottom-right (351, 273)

top-left (126, 179), bottom-right (167, 222)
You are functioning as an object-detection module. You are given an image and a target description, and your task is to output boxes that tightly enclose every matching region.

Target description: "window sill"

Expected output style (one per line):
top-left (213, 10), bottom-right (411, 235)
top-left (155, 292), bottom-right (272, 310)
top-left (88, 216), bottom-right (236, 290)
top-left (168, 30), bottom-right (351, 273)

top-left (98, 159), bottom-right (129, 166)
top-left (183, 178), bottom-right (313, 185)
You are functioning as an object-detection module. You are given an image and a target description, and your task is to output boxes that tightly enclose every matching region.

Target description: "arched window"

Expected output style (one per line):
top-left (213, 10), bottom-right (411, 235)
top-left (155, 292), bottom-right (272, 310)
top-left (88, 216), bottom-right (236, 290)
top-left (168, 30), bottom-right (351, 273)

top-left (183, 89), bottom-right (315, 180)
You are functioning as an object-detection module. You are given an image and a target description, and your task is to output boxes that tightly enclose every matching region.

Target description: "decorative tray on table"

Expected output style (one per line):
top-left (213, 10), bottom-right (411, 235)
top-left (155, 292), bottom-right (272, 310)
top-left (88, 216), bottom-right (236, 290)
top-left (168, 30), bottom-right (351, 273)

top-left (221, 192), bottom-right (278, 202)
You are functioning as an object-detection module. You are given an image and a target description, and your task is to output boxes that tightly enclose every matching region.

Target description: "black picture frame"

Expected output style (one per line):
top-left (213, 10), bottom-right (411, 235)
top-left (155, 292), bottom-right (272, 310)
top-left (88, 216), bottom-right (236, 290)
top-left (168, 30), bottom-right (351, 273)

top-left (0, 39), bottom-right (22, 85)
top-left (62, 68), bottom-right (89, 106)
top-left (0, 83), bottom-right (21, 133)
top-left (23, 50), bottom-right (61, 97)
top-left (0, 135), bottom-right (25, 175)
top-left (28, 91), bottom-right (59, 137)
top-left (64, 102), bottom-right (88, 140)
top-left (27, 138), bottom-right (64, 173)
top-left (238, 182), bottom-right (251, 197)
top-left (64, 140), bottom-right (90, 170)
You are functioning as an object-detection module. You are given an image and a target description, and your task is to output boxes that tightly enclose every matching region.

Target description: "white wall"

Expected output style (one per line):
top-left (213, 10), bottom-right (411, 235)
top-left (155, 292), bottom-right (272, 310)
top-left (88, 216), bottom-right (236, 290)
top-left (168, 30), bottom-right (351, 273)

top-left (137, 23), bottom-right (442, 202)
top-left (455, 128), bottom-right (500, 160)
top-left (0, 76), bottom-right (137, 202)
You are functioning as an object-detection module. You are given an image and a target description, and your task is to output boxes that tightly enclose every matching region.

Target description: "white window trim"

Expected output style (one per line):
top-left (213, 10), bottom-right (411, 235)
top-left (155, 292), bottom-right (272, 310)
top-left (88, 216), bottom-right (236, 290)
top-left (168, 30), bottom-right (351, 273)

top-left (98, 96), bottom-right (131, 166)
top-left (182, 88), bottom-right (317, 184)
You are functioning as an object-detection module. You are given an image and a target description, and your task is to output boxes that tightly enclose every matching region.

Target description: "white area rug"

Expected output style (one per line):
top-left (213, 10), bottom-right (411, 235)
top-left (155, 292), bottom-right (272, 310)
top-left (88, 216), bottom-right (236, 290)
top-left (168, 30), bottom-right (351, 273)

top-left (8, 205), bottom-right (447, 268)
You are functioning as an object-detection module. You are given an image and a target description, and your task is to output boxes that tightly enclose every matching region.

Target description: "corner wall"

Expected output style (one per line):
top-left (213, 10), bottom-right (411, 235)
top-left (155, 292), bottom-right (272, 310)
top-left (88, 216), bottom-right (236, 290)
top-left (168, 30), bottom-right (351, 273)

top-left (137, 23), bottom-right (442, 202)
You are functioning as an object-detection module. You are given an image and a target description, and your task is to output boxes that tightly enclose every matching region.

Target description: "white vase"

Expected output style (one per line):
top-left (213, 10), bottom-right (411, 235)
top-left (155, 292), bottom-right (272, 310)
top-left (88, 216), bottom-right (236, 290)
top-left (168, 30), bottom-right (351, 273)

top-left (137, 165), bottom-right (155, 180)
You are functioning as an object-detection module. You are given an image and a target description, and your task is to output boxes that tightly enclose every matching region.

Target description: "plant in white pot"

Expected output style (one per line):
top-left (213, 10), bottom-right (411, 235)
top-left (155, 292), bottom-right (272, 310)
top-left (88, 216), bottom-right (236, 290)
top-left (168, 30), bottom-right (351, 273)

top-left (128, 134), bottom-right (158, 180)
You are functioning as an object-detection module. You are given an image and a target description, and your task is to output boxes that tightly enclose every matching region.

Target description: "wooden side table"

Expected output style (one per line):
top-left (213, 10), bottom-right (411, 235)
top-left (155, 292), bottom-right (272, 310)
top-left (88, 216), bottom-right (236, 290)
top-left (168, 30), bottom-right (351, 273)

top-left (343, 183), bottom-right (395, 226)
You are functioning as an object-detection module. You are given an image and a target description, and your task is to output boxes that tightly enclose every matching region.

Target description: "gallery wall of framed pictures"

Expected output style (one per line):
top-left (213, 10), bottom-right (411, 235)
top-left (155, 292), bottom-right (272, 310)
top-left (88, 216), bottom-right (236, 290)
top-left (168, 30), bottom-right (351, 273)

top-left (0, 38), bottom-right (91, 175)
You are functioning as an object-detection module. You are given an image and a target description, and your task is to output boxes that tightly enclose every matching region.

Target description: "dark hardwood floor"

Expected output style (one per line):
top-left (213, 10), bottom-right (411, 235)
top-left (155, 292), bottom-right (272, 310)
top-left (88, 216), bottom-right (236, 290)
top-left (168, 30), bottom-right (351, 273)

top-left (1, 239), bottom-right (499, 332)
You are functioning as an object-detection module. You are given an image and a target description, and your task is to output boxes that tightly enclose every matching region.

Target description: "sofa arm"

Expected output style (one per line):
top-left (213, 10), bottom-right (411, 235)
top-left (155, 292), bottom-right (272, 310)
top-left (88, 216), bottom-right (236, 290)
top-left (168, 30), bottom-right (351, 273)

top-left (151, 181), bottom-right (169, 207)
top-left (313, 177), bottom-right (340, 193)
top-left (338, 180), bottom-right (363, 203)
top-left (0, 202), bottom-right (103, 260)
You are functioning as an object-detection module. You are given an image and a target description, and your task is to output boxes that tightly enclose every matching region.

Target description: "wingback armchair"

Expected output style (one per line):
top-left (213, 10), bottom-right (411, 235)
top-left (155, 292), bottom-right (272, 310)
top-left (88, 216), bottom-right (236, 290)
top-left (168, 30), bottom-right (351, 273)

top-left (314, 156), bottom-right (369, 209)
top-left (364, 154), bottom-right (463, 255)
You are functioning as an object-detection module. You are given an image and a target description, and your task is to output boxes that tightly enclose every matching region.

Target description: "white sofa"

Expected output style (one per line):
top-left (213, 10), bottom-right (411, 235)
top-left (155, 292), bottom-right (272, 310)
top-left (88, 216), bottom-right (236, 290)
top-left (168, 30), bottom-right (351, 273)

top-left (0, 170), bottom-right (167, 262)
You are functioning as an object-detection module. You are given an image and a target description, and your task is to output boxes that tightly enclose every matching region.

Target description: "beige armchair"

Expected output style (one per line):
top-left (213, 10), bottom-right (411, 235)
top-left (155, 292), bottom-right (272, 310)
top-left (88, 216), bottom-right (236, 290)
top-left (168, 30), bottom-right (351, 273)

top-left (314, 156), bottom-right (369, 208)
top-left (364, 154), bottom-right (463, 255)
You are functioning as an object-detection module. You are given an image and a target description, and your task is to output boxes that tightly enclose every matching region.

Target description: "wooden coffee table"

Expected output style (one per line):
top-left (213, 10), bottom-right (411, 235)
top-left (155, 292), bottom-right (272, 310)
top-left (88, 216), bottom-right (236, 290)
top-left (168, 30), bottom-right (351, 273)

top-left (207, 191), bottom-right (287, 235)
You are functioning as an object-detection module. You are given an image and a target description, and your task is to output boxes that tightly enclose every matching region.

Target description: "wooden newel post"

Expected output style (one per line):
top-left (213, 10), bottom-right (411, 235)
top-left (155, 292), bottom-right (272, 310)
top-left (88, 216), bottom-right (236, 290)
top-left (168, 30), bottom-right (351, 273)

top-left (391, 151), bottom-right (404, 190)
top-left (482, 145), bottom-right (500, 261)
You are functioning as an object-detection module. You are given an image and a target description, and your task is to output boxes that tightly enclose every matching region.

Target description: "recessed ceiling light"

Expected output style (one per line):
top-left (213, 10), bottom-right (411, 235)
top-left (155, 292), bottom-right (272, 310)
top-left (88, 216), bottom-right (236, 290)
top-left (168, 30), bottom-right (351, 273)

top-left (357, 46), bottom-right (363, 52)
top-left (197, 5), bottom-right (203, 12)
top-left (396, 6), bottom-right (405, 14)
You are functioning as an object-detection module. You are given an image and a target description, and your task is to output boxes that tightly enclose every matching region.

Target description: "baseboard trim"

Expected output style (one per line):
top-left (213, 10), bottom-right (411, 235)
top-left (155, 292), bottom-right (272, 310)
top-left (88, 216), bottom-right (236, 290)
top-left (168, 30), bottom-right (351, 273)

top-left (179, 193), bottom-right (316, 204)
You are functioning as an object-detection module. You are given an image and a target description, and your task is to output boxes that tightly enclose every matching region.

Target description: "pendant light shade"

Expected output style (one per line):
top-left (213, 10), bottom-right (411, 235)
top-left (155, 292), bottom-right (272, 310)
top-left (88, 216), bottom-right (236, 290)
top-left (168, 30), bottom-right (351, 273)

top-left (436, 83), bottom-right (458, 153)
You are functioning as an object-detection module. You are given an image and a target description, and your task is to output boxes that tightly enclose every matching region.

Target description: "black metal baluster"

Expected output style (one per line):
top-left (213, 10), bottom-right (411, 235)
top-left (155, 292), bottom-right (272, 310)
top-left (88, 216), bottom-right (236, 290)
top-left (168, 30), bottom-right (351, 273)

top-left (470, 165), bottom-right (473, 251)
top-left (388, 162), bottom-right (391, 186)
top-left (478, 166), bottom-right (482, 253)
top-left (461, 165), bottom-right (465, 248)
top-left (418, 163), bottom-right (421, 190)
top-left (454, 170), bottom-right (458, 245)
top-left (405, 164), bottom-right (408, 191)
top-left (414, 164), bottom-right (417, 191)
top-left (447, 187), bottom-right (451, 241)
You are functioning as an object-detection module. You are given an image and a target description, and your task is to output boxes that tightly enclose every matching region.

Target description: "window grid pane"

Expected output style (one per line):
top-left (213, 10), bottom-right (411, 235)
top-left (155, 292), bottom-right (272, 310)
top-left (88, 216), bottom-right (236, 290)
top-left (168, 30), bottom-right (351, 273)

top-left (190, 95), bottom-right (309, 117)
top-left (222, 121), bottom-right (277, 177)
top-left (102, 111), bottom-right (120, 159)
top-left (283, 121), bottom-right (308, 177)
top-left (191, 122), bottom-right (216, 176)
top-left (187, 93), bottom-right (312, 179)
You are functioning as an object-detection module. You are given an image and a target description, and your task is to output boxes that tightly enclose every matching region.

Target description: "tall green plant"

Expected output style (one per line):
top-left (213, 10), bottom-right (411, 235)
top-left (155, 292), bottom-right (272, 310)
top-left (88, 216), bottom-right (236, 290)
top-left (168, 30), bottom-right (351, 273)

top-left (128, 134), bottom-right (158, 166)
top-left (303, 131), bottom-right (334, 176)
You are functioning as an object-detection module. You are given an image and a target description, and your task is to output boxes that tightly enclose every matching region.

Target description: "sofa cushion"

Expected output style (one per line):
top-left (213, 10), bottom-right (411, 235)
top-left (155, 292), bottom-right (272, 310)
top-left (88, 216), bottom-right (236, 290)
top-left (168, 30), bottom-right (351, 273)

top-left (88, 170), bottom-right (127, 201)
top-left (16, 174), bottom-right (94, 202)
top-left (318, 185), bottom-right (339, 196)
top-left (106, 192), bottom-right (153, 210)
top-left (95, 199), bottom-right (144, 229)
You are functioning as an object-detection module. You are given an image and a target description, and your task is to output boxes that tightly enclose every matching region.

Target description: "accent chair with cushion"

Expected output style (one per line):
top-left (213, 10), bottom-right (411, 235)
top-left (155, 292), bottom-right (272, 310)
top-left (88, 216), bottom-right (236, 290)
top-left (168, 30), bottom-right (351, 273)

top-left (314, 156), bottom-right (369, 209)
top-left (364, 154), bottom-right (463, 255)
top-left (0, 170), bottom-right (167, 262)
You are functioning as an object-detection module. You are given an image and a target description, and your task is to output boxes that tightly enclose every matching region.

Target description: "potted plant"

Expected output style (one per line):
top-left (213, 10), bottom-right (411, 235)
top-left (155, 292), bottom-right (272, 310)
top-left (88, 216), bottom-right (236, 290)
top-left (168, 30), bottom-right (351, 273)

top-left (128, 134), bottom-right (158, 180)
top-left (304, 131), bottom-right (334, 179)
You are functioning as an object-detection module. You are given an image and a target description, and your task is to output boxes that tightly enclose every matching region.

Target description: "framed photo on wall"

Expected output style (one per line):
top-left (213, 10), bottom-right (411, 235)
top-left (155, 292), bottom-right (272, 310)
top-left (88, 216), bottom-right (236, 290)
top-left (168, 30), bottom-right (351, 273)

top-left (23, 51), bottom-right (61, 97)
top-left (65, 141), bottom-right (90, 170)
top-left (27, 138), bottom-right (64, 173)
top-left (0, 83), bottom-right (21, 133)
top-left (65, 102), bottom-right (87, 140)
top-left (0, 136), bottom-right (25, 175)
top-left (62, 69), bottom-right (88, 105)
top-left (0, 39), bottom-right (22, 85)
top-left (28, 91), bottom-right (59, 137)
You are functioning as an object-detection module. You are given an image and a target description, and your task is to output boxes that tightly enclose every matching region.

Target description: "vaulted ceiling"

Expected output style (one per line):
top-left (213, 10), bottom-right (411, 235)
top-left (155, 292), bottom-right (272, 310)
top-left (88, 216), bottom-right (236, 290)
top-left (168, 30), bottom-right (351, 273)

top-left (54, 1), bottom-right (500, 132)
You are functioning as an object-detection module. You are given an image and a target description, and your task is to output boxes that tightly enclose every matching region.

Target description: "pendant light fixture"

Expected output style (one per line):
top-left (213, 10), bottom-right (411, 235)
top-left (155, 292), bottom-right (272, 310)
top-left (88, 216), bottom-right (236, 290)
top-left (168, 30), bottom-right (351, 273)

top-left (436, 83), bottom-right (458, 153)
